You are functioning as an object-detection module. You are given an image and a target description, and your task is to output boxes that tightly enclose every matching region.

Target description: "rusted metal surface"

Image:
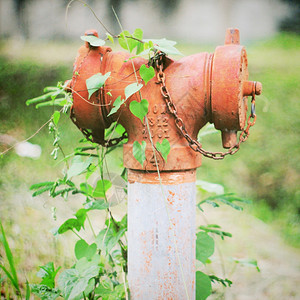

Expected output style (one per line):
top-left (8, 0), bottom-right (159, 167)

top-left (68, 28), bottom-right (262, 299)
top-left (127, 169), bottom-right (196, 299)
top-left (70, 28), bottom-right (261, 170)
top-left (128, 169), bottom-right (196, 185)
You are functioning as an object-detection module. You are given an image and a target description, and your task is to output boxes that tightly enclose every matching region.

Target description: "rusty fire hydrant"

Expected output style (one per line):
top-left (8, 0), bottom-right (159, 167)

top-left (68, 28), bottom-right (261, 299)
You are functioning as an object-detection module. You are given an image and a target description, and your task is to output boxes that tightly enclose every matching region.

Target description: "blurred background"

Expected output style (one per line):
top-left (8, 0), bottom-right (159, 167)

top-left (0, 0), bottom-right (299, 299)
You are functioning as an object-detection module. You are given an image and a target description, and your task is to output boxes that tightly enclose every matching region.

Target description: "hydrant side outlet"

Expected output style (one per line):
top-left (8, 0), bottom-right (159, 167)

top-left (70, 28), bottom-right (262, 167)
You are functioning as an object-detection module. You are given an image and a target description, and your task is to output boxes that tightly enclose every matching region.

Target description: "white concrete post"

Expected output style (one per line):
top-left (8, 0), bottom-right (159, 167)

top-left (128, 169), bottom-right (196, 299)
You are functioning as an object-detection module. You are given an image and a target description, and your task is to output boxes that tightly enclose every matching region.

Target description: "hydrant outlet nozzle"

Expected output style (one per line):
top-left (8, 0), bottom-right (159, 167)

top-left (243, 81), bottom-right (262, 96)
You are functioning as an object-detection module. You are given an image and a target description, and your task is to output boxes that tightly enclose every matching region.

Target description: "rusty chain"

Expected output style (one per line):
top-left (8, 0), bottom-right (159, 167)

top-left (70, 106), bottom-right (128, 147)
top-left (155, 53), bottom-right (257, 160)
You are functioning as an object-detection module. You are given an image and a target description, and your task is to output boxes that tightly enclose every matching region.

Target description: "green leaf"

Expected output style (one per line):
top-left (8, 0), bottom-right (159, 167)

top-left (85, 199), bottom-right (109, 211)
top-left (196, 180), bottom-right (224, 195)
top-left (36, 262), bottom-right (61, 289)
top-left (0, 222), bottom-right (20, 293)
top-left (30, 284), bottom-right (60, 300)
top-left (118, 28), bottom-right (143, 53)
top-left (125, 83), bottom-right (143, 100)
top-left (75, 208), bottom-right (87, 229)
top-left (95, 283), bottom-right (127, 299)
top-left (196, 232), bottom-right (214, 264)
top-left (129, 99), bottom-right (149, 124)
top-left (0, 265), bottom-right (19, 293)
top-left (144, 38), bottom-right (183, 56)
top-left (25, 280), bottom-right (31, 300)
top-left (118, 30), bottom-right (131, 51)
top-left (133, 141), bottom-right (146, 167)
top-left (57, 208), bottom-right (88, 235)
top-left (83, 278), bottom-right (95, 297)
top-left (30, 181), bottom-right (55, 190)
top-left (32, 186), bottom-right (53, 197)
top-left (96, 227), bottom-right (126, 254)
top-left (134, 28), bottom-right (144, 55)
top-left (67, 156), bottom-right (93, 180)
top-left (156, 138), bottom-right (171, 162)
top-left (52, 111), bottom-right (60, 126)
top-left (133, 28), bottom-right (143, 40)
top-left (107, 96), bottom-right (125, 117)
top-left (106, 33), bottom-right (114, 44)
top-left (196, 271), bottom-right (212, 300)
top-left (75, 240), bottom-right (97, 260)
top-left (197, 193), bottom-right (251, 211)
top-left (198, 225), bottom-right (232, 240)
top-left (80, 35), bottom-right (105, 47)
top-left (58, 260), bottom-right (100, 300)
top-left (139, 64), bottom-right (155, 85)
top-left (93, 179), bottom-right (112, 198)
top-left (58, 218), bottom-right (81, 234)
top-left (86, 72), bottom-right (111, 99)
top-left (209, 275), bottom-right (232, 287)
top-left (79, 182), bottom-right (94, 196)
top-left (101, 277), bottom-right (114, 291)
top-left (232, 258), bottom-right (260, 272)
top-left (26, 91), bottom-right (55, 106)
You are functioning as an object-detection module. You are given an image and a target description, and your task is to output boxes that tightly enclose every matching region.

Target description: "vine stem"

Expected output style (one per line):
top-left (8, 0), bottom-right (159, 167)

top-left (71, 229), bottom-right (84, 240)
top-left (121, 264), bottom-right (129, 300)
top-left (0, 106), bottom-right (64, 157)
top-left (66, 0), bottom-right (114, 36)
top-left (96, 147), bottom-right (128, 267)
top-left (199, 210), bottom-right (227, 277)
top-left (87, 214), bottom-right (96, 238)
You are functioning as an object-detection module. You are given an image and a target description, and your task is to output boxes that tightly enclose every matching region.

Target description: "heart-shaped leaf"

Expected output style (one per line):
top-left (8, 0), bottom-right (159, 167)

top-left (93, 180), bottom-right (112, 199)
top-left (67, 156), bottom-right (93, 180)
top-left (86, 72), bottom-right (111, 99)
top-left (125, 83), bottom-right (143, 100)
top-left (118, 30), bottom-right (131, 51)
top-left (196, 232), bottom-right (215, 264)
top-left (143, 38), bottom-right (183, 56)
top-left (118, 29), bottom-right (143, 53)
top-left (129, 99), bottom-right (149, 124)
top-left (156, 138), bottom-right (171, 162)
top-left (107, 96), bottom-right (125, 117)
top-left (75, 240), bottom-right (97, 260)
top-left (196, 271), bottom-right (212, 300)
top-left (139, 64), bottom-right (155, 85)
top-left (133, 141), bottom-right (146, 167)
top-left (52, 111), bottom-right (60, 126)
top-left (80, 36), bottom-right (105, 47)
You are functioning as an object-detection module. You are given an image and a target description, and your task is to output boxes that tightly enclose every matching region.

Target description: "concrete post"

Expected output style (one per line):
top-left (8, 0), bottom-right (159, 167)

top-left (127, 169), bottom-right (196, 299)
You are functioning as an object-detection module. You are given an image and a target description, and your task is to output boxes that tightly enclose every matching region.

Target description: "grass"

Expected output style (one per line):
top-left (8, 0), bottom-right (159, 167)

top-left (0, 32), bottom-right (299, 295)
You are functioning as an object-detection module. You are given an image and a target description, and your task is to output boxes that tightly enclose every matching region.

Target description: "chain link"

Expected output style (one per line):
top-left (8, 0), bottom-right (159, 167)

top-left (155, 53), bottom-right (257, 160)
top-left (70, 106), bottom-right (128, 147)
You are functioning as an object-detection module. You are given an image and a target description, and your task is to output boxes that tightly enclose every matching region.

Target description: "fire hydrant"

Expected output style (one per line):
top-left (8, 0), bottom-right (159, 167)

top-left (69, 28), bottom-right (261, 299)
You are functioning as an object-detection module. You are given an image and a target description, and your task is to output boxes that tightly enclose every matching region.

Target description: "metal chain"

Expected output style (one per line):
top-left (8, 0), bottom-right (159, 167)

top-left (155, 53), bottom-right (257, 160)
top-left (70, 107), bottom-right (128, 147)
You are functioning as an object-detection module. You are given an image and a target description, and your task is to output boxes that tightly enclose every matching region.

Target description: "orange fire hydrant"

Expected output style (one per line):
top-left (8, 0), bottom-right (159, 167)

top-left (69, 28), bottom-right (261, 299)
